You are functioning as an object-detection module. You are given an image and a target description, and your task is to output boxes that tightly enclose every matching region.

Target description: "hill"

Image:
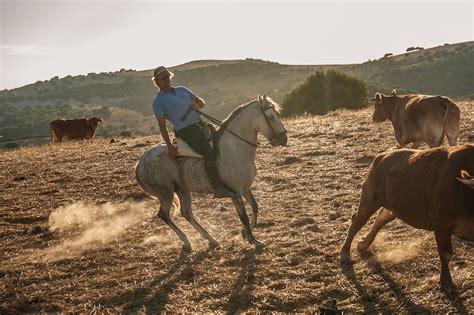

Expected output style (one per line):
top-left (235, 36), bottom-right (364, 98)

top-left (1, 102), bottom-right (473, 312)
top-left (0, 41), bottom-right (472, 142)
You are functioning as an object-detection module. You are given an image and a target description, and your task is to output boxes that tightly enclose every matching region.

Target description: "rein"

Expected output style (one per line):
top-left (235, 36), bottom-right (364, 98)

top-left (181, 100), bottom-right (286, 147)
top-left (196, 109), bottom-right (261, 147)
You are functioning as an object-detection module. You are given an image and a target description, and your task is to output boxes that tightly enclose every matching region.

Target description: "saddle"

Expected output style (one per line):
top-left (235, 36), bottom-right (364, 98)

top-left (173, 122), bottom-right (218, 159)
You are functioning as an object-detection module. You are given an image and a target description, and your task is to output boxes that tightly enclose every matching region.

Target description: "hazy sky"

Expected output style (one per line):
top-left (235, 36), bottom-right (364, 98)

top-left (0, 0), bottom-right (472, 90)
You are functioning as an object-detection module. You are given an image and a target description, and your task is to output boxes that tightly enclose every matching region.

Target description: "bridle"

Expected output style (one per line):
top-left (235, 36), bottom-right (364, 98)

top-left (194, 102), bottom-right (287, 147)
top-left (259, 104), bottom-right (288, 146)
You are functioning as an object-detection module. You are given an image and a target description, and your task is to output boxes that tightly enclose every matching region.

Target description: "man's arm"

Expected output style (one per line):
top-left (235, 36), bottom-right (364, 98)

top-left (157, 117), bottom-right (178, 159)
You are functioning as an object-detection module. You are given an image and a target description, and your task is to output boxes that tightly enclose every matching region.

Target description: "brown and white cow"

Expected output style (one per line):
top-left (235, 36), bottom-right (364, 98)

top-left (50, 117), bottom-right (103, 143)
top-left (372, 90), bottom-right (460, 148)
top-left (340, 144), bottom-right (474, 290)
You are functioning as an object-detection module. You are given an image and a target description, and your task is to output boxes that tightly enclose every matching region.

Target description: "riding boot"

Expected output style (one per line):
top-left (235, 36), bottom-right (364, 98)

top-left (204, 160), bottom-right (235, 198)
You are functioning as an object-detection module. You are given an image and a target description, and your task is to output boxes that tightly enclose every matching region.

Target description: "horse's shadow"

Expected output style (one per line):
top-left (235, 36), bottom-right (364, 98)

top-left (341, 251), bottom-right (468, 313)
top-left (95, 250), bottom-right (207, 312)
top-left (224, 249), bottom-right (256, 314)
top-left (93, 247), bottom-right (259, 313)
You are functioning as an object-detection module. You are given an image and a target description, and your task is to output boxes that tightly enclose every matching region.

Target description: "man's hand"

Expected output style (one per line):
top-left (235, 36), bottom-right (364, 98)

top-left (191, 96), bottom-right (205, 110)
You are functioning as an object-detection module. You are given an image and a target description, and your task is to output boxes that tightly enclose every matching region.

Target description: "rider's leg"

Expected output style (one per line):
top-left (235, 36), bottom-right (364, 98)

top-left (176, 123), bottom-right (234, 198)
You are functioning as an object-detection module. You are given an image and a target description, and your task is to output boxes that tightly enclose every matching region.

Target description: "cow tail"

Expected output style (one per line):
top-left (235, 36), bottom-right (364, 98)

top-left (437, 97), bottom-right (450, 146)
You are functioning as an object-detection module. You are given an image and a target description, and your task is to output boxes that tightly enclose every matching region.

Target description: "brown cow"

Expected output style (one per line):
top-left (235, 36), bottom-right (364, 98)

top-left (372, 90), bottom-right (460, 148)
top-left (340, 144), bottom-right (474, 291)
top-left (50, 117), bottom-right (103, 143)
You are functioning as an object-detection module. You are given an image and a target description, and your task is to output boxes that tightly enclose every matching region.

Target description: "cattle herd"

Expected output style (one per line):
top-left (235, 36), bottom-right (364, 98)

top-left (48, 91), bottom-right (473, 292)
top-left (341, 90), bottom-right (473, 292)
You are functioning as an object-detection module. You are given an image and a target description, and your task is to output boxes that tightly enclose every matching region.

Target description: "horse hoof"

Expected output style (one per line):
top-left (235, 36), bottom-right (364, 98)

top-left (209, 241), bottom-right (221, 250)
top-left (254, 241), bottom-right (265, 251)
top-left (440, 279), bottom-right (456, 293)
top-left (182, 244), bottom-right (192, 253)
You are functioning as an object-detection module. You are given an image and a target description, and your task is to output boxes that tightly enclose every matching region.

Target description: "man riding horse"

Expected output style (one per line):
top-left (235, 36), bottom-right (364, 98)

top-left (151, 66), bottom-right (234, 198)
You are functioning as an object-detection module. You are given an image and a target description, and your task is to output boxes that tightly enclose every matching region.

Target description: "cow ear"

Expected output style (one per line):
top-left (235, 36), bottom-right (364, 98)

top-left (375, 93), bottom-right (382, 101)
top-left (390, 89), bottom-right (397, 96)
top-left (460, 170), bottom-right (473, 180)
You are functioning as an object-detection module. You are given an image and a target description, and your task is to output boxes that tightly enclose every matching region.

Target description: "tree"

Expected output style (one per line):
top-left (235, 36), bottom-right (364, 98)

top-left (282, 70), bottom-right (368, 116)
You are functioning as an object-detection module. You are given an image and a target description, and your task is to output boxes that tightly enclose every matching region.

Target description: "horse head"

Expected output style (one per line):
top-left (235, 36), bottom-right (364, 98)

top-left (257, 93), bottom-right (288, 146)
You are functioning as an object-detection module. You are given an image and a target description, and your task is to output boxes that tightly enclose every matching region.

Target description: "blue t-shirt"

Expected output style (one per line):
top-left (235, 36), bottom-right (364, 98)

top-left (152, 86), bottom-right (201, 130)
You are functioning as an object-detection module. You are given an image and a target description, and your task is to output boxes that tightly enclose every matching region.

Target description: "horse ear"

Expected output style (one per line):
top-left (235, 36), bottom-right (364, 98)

top-left (263, 93), bottom-right (267, 101)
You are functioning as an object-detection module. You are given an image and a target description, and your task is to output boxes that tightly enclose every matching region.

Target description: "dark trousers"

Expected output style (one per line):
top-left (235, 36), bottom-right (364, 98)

top-left (175, 122), bottom-right (216, 161)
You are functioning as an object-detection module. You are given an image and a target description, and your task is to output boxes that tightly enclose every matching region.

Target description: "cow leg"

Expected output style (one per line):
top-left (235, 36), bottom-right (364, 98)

top-left (446, 131), bottom-right (458, 146)
top-left (243, 189), bottom-right (258, 230)
top-left (157, 191), bottom-right (192, 253)
top-left (231, 195), bottom-right (264, 250)
top-left (394, 130), bottom-right (406, 148)
top-left (445, 105), bottom-right (460, 146)
top-left (340, 188), bottom-right (380, 264)
top-left (446, 135), bottom-right (458, 146)
top-left (411, 141), bottom-right (423, 149)
top-left (426, 137), bottom-right (443, 148)
top-left (434, 227), bottom-right (455, 290)
top-left (357, 208), bottom-right (395, 251)
top-left (175, 190), bottom-right (219, 249)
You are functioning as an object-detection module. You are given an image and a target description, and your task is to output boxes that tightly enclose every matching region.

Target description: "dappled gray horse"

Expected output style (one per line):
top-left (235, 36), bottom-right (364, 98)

top-left (135, 94), bottom-right (288, 252)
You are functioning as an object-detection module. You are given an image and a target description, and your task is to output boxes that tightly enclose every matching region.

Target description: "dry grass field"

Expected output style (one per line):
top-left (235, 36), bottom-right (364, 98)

top-left (1, 102), bottom-right (473, 313)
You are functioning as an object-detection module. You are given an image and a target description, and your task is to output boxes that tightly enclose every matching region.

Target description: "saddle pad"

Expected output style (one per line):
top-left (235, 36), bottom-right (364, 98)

top-left (175, 138), bottom-right (213, 159)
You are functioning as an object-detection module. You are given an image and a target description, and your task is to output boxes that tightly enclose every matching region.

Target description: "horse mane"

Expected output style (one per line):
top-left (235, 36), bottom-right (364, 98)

top-left (264, 96), bottom-right (282, 113)
top-left (216, 99), bottom-right (256, 136)
top-left (216, 95), bottom-right (282, 136)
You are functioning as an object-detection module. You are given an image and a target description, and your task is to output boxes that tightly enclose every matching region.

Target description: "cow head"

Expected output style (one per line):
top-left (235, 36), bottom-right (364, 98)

top-left (371, 90), bottom-right (397, 123)
top-left (372, 93), bottom-right (389, 122)
top-left (457, 170), bottom-right (474, 190)
top-left (88, 117), bottom-right (103, 129)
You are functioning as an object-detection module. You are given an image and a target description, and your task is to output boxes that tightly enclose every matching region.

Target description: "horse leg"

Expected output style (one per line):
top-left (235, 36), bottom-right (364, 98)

top-left (357, 208), bottom-right (395, 251)
top-left (157, 191), bottom-right (192, 253)
top-left (175, 190), bottom-right (220, 249)
top-left (340, 185), bottom-right (381, 264)
top-left (231, 195), bottom-right (264, 250)
top-left (243, 189), bottom-right (258, 230)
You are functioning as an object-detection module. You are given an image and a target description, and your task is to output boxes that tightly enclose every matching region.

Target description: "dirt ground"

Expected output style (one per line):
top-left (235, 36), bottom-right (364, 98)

top-left (1, 102), bottom-right (473, 313)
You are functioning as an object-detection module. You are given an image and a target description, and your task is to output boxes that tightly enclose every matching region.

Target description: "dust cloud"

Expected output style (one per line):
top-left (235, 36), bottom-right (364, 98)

top-left (374, 232), bottom-right (431, 264)
top-left (39, 201), bottom-right (156, 261)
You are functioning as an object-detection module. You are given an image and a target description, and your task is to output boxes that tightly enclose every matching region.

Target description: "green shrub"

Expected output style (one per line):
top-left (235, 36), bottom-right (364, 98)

top-left (4, 142), bottom-right (19, 149)
top-left (282, 70), bottom-right (368, 116)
